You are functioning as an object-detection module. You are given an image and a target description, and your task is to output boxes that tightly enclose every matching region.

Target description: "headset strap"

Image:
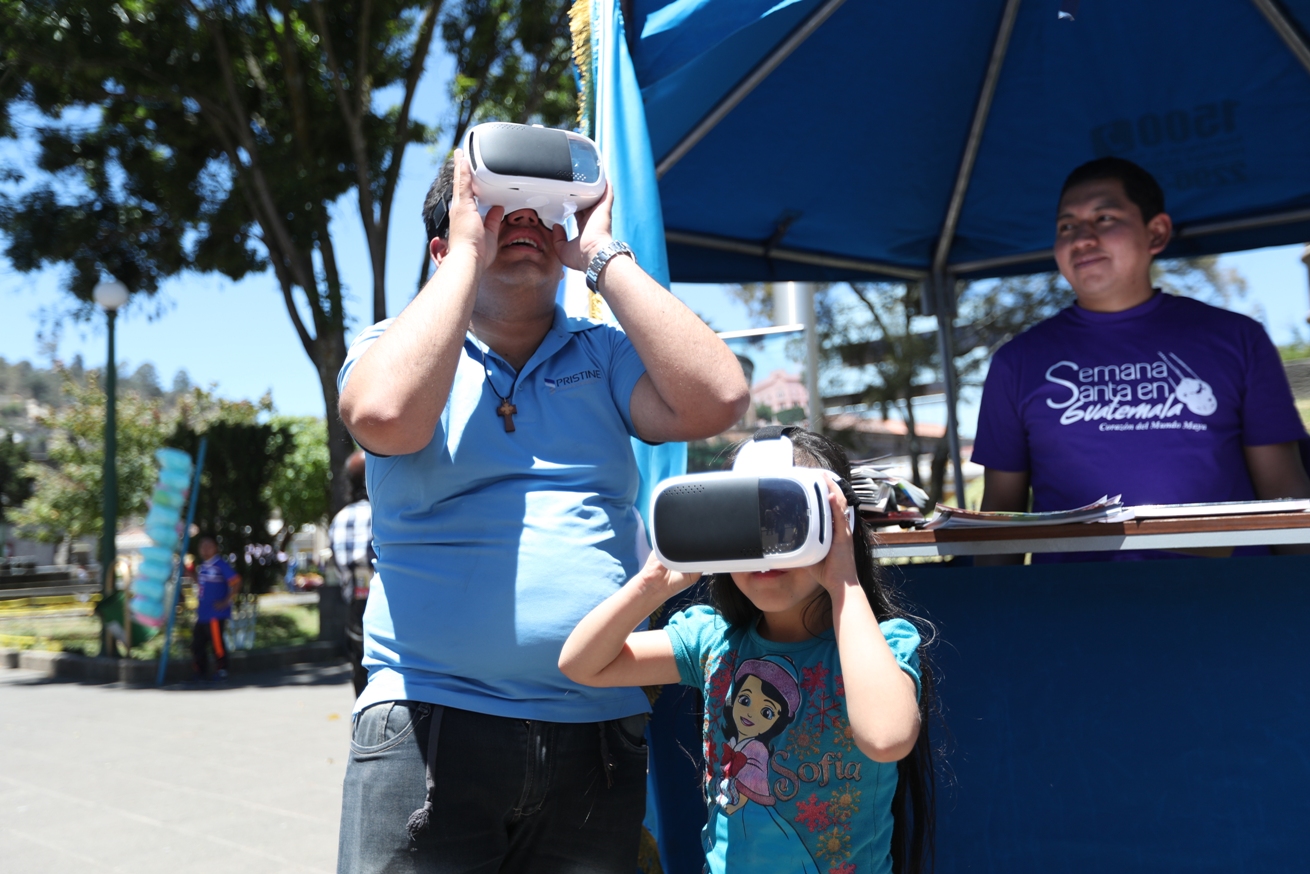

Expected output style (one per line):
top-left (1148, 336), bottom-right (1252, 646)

top-left (752, 425), bottom-right (799, 442)
top-left (751, 426), bottom-right (859, 508)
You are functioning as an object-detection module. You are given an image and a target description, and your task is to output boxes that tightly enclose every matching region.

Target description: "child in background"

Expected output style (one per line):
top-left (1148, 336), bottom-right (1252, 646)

top-left (560, 430), bottom-right (936, 874)
top-left (193, 535), bottom-right (241, 681)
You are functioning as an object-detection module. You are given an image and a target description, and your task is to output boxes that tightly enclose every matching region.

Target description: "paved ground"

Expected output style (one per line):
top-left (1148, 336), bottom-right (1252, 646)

top-left (0, 662), bottom-right (355, 873)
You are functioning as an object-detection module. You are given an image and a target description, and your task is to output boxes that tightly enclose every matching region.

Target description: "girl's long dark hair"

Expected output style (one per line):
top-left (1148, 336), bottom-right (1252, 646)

top-left (708, 428), bottom-right (938, 874)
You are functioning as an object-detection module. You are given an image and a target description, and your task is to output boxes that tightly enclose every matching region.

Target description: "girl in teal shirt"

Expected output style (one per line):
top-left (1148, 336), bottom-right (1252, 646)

top-left (561, 430), bottom-right (937, 874)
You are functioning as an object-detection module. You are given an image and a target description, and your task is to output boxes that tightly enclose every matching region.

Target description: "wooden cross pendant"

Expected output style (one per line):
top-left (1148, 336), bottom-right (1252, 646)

top-left (496, 398), bottom-right (518, 432)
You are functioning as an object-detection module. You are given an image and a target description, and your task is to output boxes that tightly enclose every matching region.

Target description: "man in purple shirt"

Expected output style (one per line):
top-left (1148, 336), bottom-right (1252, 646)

top-left (972, 157), bottom-right (1310, 562)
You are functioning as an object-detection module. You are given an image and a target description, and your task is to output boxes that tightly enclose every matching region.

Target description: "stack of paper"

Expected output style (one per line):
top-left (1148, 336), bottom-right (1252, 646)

top-left (921, 496), bottom-right (1126, 531)
top-left (1127, 498), bottom-right (1310, 518)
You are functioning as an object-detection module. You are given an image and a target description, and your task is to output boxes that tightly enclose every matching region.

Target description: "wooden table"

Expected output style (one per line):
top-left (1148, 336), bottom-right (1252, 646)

top-left (869, 511), bottom-right (1310, 558)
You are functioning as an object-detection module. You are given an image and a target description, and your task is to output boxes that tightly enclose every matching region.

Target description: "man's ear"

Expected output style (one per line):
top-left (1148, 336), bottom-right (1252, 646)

top-left (1146, 212), bottom-right (1173, 256)
top-left (429, 237), bottom-right (449, 266)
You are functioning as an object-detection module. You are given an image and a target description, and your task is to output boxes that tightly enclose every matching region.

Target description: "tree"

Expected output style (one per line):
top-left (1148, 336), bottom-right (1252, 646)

top-left (0, 430), bottom-right (34, 524)
top-left (0, 0), bottom-right (579, 516)
top-left (11, 368), bottom-right (174, 542)
top-left (263, 414), bottom-right (330, 549)
top-left (168, 416), bottom-right (290, 593)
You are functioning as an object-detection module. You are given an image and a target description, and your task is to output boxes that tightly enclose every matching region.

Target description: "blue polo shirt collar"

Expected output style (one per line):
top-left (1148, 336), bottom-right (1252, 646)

top-left (464, 305), bottom-right (604, 377)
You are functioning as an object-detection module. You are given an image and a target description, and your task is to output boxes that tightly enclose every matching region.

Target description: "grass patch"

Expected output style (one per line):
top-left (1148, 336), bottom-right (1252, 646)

top-left (0, 596), bottom-right (319, 658)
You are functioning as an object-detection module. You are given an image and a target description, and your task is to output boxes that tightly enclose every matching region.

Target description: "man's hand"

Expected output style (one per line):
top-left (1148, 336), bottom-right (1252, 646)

top-left (550, 182), bottom-right (614, 272)
top-left (976, 467), bottom-right (1030, 566)
top-left (1244, 441), bottom-right (1310, 555)
top-left (448, 149), bottom-right (505, 271)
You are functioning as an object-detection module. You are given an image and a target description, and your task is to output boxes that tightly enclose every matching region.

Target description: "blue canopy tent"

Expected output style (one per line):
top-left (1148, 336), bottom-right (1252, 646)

top-left (634, 0), bottom-right (1310, 498)
top-left (587, 1), bottom-right (1310, 871)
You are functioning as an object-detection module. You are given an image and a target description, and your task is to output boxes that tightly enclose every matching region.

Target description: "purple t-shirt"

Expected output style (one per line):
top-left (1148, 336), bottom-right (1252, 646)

top-left (196, 557), bottom-right (238, 622)
top-left (973, 292), bottom-right (1305, 516)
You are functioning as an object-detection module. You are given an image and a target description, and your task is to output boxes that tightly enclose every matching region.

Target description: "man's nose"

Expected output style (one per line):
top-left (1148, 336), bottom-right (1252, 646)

top-left (1069, 221), bottom-right (1097, 245)
top-left (505, 208), bottom-right (541, 226)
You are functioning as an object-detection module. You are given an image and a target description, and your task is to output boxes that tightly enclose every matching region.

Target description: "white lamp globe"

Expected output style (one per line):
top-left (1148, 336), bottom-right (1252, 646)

top-left (93, 280), bottom-right (130, 312)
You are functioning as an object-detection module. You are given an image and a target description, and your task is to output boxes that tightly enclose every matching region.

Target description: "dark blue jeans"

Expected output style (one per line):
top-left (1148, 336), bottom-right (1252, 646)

top-left (337, 701), bottom-right (648, 874)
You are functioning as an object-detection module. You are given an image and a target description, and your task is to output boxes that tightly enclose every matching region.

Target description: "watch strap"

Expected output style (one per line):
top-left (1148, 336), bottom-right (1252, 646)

top-left (585, 241), bottom-right (636, 292)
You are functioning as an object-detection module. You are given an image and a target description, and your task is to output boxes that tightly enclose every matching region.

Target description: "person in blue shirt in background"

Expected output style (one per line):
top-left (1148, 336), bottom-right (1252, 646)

top-left (334, 147), bottom-right (749, 873)
top-left (192, 535), bottom-right (241, 681)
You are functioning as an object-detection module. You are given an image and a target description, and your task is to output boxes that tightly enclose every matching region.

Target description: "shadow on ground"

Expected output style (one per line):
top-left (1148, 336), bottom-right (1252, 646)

top-left (0, 659), bottom-right (352, 692)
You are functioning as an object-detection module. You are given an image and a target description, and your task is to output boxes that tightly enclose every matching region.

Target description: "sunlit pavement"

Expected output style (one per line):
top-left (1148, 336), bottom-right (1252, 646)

top-left (0, 662), bottom-right (354, 873)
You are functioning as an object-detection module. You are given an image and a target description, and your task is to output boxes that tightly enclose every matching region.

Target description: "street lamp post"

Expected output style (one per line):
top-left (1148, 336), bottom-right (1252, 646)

top-left (94, 279), bottom-right (129, 657)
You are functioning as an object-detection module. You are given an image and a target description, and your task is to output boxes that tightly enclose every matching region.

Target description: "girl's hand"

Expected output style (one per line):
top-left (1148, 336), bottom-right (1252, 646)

top-left (551, 182), bottom-right (615, 273)
top-left (815, 476), bottom-right (860, 595)
top-left (447, 149), bottom-right (504, 270)
top-left (633, 549), bottom-right (701, 600)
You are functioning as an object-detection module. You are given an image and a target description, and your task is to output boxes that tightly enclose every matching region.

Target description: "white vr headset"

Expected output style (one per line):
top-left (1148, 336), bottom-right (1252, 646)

top-left (649, 427), bottom-right (857, 574)
top-left (433, 122), bottom-right (605, 233)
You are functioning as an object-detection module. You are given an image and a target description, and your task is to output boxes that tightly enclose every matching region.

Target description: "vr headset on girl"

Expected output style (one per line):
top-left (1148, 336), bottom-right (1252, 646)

top-left (649, 427), bottom-right (860, 574)
top-left (428, 122), bottom-right (606, 236)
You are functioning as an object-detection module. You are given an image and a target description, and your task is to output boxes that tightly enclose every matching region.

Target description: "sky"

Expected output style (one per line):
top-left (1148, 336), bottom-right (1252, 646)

top-left (2, 45), bottom-right (1309, 437)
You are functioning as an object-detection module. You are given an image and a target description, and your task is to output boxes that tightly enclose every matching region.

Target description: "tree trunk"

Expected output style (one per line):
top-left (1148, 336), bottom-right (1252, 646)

top-left (928, 440), bottom-right (950, 506)
top-left (902, 397), bottom-right (923, 488)
top-left (311, 334), bottom-right (355, 521)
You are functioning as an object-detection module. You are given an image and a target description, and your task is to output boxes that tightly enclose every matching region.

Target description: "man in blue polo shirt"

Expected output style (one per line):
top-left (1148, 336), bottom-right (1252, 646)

top-left (334, 149), bottom-right (749, 872)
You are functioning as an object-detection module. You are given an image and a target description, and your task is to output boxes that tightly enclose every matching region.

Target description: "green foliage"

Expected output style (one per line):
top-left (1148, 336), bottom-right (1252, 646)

top-left (1281, 344), bottom-right (1310, 362)
top-left (2, 598), bottom-right (318, 657)
top-left (263, 414), bottom-right (330, 541)
top-left (0, 356), bottom-right (64, 408)
top-left (0, 431), bottom-right (34, 523)
top-left (168, 418), bottom-right (289, 594)
top-left (1, 0), bottom-right (579, 517)
top-left (11, 369), bottom-right (173, 541)
top-left (441, 0), bottom-right (578, 145)
top-left (0, 356), bottom-right (199, 461)
top-left (7, 366), bottom-right (296, 592)
top-left (1151, 256), bottom-right (1248, 307)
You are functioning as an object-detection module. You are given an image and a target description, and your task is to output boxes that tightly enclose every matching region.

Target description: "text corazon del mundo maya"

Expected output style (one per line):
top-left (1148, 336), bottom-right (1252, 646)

top-left (1043, 353), bottom-right (1217, 431)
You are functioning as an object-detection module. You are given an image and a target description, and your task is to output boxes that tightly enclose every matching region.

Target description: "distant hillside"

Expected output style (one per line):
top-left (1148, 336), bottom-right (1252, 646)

top-left (0, 357), bottom-right (196, 458)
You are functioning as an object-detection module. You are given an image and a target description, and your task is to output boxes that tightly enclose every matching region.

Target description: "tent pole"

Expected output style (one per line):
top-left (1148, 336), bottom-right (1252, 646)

top-left (655, 0), bottom-right (847, 178)
top-left (1250, 0), bottom-right (1310, 75)
top-left (952, 203), bottom-right (1310, 275)
top-left (803, 283), bottom-right (823, 434)
top-left (932, 273), bottom-right (967, 505)
top-left (926, 0), bottom-right (1019, 507)
top-left (931, 0), bottom-right (1022, 274)
top-left (664, 229), bottom-right (926, 280)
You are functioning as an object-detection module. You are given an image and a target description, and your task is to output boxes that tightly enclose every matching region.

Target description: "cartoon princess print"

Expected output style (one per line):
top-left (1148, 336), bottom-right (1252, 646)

top-left (709, 655), bottom-right (821, 873)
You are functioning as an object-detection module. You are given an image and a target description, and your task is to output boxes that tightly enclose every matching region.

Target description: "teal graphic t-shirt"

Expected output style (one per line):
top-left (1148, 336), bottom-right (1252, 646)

top-left (664, 605), bottom-right (921, 874)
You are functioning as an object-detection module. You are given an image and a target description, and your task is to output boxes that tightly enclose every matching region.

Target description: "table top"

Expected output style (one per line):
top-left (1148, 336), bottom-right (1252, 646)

top-left (868, 511), bottom-right (1310, 557)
